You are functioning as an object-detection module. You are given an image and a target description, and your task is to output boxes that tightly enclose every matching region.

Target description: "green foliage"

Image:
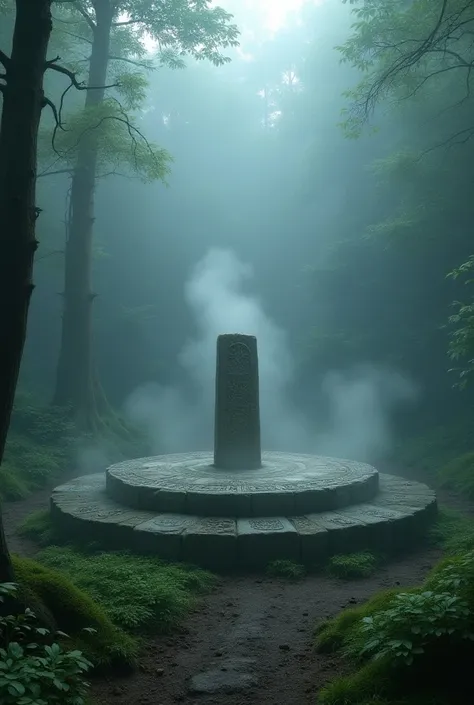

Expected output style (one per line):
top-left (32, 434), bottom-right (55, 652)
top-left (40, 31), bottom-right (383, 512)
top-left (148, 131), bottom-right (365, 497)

top-left (315, 545), bottom-right (474, 704)
top-left (0, 582), bottom-right (93, 705)
top-left (357, 591), bottom-right (472, 666)
top-left (49, 99), bottom-right (172, 184)
top-left (446, 256), bottom-right (474, 387)
top-left (0, 392), bottom-right (75, 501)
top-left (266, 559), bottom-right (306, 580)
top-left (35, 547), bottom-right (217, 632)
top-left (327, 552), bottom-right (379, 580)
top-left (11, 555), bottom-right (138, 670)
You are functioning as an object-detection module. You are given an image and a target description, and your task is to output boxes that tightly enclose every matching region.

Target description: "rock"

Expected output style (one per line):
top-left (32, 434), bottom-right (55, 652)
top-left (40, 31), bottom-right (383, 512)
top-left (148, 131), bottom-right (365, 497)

top-left (279, 644), bottom-right (290, 651)
top-left (188, 658), bottom-right (257, 695)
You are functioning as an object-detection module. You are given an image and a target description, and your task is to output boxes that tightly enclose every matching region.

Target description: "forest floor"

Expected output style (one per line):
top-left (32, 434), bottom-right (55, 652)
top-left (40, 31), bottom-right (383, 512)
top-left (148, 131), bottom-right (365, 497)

top-left (3, 466), bottom-right (473, 705)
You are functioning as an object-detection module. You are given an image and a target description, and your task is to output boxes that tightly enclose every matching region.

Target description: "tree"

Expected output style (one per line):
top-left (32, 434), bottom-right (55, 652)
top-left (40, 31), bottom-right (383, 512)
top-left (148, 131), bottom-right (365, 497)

top-left (0, 0), bottom-right (55, 583)
top-left (49, 0), bottom-right (239, 428)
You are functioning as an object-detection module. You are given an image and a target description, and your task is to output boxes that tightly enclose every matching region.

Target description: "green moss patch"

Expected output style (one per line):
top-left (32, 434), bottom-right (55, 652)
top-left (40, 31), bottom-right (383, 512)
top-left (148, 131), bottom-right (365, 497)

top-left (35, 546), bottom-right (218, 632)
top-left (327, 551), bottom-right (380, 580)
top-left (428, 508), bottom-right (474, 554)
top-left (267, 559), bottom-right (306, 579)
top-left (11, 554), bottom-right (138, 670)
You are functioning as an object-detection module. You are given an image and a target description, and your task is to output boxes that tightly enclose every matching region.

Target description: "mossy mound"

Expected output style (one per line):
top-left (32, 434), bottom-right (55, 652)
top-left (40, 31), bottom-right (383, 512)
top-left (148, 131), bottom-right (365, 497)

top-left (11, 554), bottom-right (138, 670)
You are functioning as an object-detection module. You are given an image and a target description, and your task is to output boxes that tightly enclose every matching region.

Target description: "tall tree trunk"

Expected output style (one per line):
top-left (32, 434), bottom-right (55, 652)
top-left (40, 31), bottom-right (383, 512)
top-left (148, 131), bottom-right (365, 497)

top-left (52, 0), bottom-right (113, 428)
top-left (0, 0), bottom-right (53, 583)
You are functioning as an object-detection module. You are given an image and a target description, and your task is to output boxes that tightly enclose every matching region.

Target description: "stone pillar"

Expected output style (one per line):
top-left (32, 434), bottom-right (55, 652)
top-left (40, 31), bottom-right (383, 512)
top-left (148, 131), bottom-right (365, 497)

top-left (213, 334), bottom-right (262, 470)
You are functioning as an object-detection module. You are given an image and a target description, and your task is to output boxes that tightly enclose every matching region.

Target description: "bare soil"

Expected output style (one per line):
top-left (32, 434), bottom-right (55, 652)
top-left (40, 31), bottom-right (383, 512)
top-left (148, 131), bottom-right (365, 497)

top-left (2, 471), bottom-right (471, 705)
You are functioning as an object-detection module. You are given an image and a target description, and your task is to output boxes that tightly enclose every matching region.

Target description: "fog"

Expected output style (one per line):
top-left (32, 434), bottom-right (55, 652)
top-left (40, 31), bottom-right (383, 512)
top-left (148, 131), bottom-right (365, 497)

top-left (18, 0), bottom-right (473, 468)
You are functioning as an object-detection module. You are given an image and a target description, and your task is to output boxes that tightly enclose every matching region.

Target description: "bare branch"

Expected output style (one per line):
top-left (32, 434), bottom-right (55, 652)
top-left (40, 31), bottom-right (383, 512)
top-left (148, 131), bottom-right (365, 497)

top-left (37, 168), bottom-right (72, 179)
top-left (0, 49), bottom-right (10, 68)
top-left (108, 54), bottom-right (153, 68)
top-left (112, 19), bottom-right (141, 27)
top-left (363, 0), bottom-right (450, 117)
top-left (72, 0), bottom-right (96, 31)
top-left (41, 96), bottom-right (65, 131)
top-left (57, 29), bottom-right (93, 45)
top-left (44, 56), bottom-right (118, 91)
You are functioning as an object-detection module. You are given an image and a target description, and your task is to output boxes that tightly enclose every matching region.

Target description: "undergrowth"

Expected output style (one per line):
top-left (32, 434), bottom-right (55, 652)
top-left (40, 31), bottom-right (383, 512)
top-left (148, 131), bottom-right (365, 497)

top-left (0, 391), bottom-right (75, 501)
top-left (11, 554), bottom-right (138, 670)
top-left (267, 559), bottom-right (306, 579)
top-left (314, 511), bottom-right (474, 705)
top-left (327, 551), bottom-right (380, 580)
top-left (35, 547), bottom-right (218, 632)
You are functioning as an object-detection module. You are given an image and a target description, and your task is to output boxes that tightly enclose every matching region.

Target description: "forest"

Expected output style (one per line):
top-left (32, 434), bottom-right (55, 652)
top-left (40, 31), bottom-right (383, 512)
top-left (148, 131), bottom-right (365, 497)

top-left (1, 0), bottom-right (474, 703)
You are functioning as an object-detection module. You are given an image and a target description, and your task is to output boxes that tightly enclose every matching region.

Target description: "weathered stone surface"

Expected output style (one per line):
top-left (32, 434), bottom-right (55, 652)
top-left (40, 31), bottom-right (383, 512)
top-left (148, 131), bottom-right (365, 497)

top-left (214, 333), bottom-right (261, 470)
top-left (50, 472), bottom-right (437, 570)
top-left (106, 451), bottom-right (379, 517)
top-left (188, 658), bottom-right (258, 694)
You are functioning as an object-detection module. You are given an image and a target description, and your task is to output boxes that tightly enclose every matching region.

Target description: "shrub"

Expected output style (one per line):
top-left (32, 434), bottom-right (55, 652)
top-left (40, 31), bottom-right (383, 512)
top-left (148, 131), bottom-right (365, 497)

top-left (267, 559), bottom-right (306, 579)
top-left (356, 591), bottom-right (472, 666)
top-left (12, 555), bottom-right (138, 670)
top-left (315, 550), bottom-right (474, 704)
top-left (327, 551), bottom-right (379, 580)
top-left (0, 582), bottom-right (93, 705)
top-left (35, 547), bottom-right (217, 632)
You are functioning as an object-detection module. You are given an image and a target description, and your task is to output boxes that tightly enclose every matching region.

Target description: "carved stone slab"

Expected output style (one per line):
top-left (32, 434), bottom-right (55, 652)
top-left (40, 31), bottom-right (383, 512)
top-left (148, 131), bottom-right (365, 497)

top-left (50, 472), bottom-right (437, 570)
top-left (106, 451), bottom-right (379, 517)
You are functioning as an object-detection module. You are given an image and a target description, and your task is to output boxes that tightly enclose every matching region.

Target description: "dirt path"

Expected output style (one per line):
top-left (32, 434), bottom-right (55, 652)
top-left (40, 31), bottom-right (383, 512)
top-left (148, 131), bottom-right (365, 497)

top-left (1, 471), bottom-right (470, 705)
top-left (90, 549), bottom-right (441, 705)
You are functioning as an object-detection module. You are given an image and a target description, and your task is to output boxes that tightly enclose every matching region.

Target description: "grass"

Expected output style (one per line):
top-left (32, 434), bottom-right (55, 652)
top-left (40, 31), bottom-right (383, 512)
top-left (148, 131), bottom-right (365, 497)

top-left (327, 551), bottom-right (380, 580)
top-left (11, 554), bottom-right (138, 670)
top-left (17, 509), bottom-right (58, 546)
top-left (35, 546), bottom-right (218, 633)
top-left (428, 507), bottom-right (474, 554)
top-left (267, 559), bottom-right (306, 579)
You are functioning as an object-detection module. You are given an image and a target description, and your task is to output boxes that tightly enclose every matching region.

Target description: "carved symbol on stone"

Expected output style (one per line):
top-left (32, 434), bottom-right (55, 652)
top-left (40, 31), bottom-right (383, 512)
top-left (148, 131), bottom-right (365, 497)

top-left (227, 342), bottom-right (251, 375)
top-left (249, 518), bottom-right (284, 531)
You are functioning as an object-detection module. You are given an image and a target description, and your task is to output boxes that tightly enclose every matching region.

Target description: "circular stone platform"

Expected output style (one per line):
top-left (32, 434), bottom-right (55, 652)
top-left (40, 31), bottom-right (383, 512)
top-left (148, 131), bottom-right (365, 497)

top-left (51, 472), bottom-right (437, 571)
top-left (106, 452), bottom-right (380, 517)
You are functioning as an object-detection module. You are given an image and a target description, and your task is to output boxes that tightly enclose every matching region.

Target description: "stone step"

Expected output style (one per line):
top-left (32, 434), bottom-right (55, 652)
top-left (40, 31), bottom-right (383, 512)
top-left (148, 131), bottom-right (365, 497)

top-left (105, 451), bottom-right (380, 517)
top-left (50, 473), bottom-right (437, 571)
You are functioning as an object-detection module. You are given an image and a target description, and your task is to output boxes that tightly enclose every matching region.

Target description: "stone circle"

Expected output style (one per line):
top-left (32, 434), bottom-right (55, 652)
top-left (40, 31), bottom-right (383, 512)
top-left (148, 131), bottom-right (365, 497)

top-left (51, 471), bottom-right (437, 571)
top-left (105, 451), bottom-right (380, 516)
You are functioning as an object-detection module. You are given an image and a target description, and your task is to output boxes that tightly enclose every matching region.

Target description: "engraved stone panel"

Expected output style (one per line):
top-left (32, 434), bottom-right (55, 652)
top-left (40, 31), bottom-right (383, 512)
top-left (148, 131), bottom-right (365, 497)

top-left (106, 451), bottom-right (379, 517)
top-left (214, 334), bottom-right (261, 470)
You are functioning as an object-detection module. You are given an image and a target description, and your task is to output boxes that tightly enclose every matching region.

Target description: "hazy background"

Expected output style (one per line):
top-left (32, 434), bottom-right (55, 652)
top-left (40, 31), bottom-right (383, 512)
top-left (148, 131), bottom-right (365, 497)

top-left (18, 0), bottom-right (474, 465)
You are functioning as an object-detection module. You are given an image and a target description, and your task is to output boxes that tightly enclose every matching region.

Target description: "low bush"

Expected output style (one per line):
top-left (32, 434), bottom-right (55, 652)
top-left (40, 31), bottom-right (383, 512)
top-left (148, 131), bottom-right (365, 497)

top-left (315, 545), bottom-right (474, 704)
top-left (35, 547), bottom-right (218, 632)
top-left (267, 559), bottom-right (306, 579)
top-left (0, 581), bottom-right (93, 705)
top-left (327, 551), bottom-right (380, 580)
top-left (12, 554), bottom-right (138, 670)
